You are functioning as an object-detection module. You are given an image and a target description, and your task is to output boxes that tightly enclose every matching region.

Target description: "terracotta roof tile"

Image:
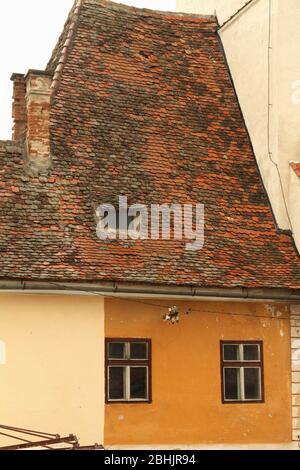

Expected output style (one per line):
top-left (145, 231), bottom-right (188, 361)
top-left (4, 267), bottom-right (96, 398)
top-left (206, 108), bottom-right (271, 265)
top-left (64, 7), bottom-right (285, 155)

top-left (1, 0), bottom-right (300, 290)
top-left (290, 162), bottom-right (300, 178)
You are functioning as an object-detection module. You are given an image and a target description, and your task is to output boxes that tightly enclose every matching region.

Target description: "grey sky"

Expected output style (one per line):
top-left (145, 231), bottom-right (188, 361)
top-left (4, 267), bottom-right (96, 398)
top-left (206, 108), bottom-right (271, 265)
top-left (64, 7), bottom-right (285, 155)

top-left (0, 0), bottom-right (176, 139)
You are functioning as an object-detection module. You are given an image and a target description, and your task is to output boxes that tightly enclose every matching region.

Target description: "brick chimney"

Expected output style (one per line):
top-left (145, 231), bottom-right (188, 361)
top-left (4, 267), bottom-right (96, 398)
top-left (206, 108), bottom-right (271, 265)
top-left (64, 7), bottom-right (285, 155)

top-left (11, 73), bottom-right (27, 142)
top-left (11, 70), bottom-right (52, 176)
top-left (24, 70), bottom-right (52, 176)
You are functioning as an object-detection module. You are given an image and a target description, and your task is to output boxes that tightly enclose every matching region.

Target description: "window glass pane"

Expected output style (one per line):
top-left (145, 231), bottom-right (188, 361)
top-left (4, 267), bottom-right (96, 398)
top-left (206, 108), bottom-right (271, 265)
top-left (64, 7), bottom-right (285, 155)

top-left (243, 345), bottom-right (260, 361)
top-left (130, 367), bottom-right (148, 400)
top-left (224, 368), bottom-right (241, 400)
top-left (244, 368), bottom-right (261, 400)
top-left (223, 345), bottom-right (240, 361)
top-left (108, 342), bottom-right (126, 359)
top-left (130, 342), bottom-right (148, 360)
top-left (109, 367), bottom-right (125, 400)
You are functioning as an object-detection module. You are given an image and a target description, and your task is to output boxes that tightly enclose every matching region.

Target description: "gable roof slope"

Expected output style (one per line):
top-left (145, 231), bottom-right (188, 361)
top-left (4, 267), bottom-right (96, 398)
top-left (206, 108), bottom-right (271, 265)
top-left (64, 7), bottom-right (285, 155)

top-left (1, 0), bottom-right (300, 291)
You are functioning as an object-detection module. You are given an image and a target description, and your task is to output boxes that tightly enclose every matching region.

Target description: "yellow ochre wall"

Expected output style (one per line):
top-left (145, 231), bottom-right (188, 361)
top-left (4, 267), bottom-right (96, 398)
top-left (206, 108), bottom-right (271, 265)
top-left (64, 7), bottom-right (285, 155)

top-left (0, 294), bottom-right (105, 447)
top-left (0, 294), bottom-right (293, 448)
top-left (105, 298), bottom-right (291, 447)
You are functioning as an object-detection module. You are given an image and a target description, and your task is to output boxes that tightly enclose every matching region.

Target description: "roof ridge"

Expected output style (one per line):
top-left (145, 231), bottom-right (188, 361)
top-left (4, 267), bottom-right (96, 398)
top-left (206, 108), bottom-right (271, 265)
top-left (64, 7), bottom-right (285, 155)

top-left (49, 0), bottom-right (217, 98)
top-left (50, 0), bottom-right (84, 97)
top-left (89, 0), bottom-right (217, 21)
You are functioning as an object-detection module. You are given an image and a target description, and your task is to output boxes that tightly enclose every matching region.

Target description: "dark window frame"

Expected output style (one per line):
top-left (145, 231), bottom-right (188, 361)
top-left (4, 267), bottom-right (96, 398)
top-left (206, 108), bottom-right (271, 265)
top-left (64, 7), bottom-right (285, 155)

top-left (220, 340), bottom-right (265, 404)
top-left (105, 338), bottom-right (152, 404)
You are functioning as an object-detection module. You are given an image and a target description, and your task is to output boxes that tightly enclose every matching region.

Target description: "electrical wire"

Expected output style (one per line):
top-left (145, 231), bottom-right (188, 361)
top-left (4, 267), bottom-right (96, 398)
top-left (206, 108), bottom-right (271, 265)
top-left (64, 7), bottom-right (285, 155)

top-left (218, 0), bottom-right (256, 30)
top-left (49, 282), bottom-right (290, 321)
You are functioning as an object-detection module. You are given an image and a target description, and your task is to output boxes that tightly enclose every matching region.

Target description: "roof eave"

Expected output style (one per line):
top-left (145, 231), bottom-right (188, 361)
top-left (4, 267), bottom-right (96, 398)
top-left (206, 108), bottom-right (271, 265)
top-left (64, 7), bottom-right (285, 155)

top-left (0, 279), bottom-right (299, 302)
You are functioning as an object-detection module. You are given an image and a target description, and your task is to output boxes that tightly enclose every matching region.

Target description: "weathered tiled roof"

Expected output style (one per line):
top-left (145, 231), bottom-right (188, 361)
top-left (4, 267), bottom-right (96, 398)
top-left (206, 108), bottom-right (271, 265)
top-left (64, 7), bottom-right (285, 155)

top-left (1, 0), bottom-right (300, 289)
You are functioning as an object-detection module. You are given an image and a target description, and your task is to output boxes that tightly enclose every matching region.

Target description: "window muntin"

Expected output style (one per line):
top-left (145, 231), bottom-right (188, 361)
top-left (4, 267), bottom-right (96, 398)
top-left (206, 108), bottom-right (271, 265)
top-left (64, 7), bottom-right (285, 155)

top-left (106, 339), bottom-right (151, 403)
top-left (221, 342), bottom-right (264, 403)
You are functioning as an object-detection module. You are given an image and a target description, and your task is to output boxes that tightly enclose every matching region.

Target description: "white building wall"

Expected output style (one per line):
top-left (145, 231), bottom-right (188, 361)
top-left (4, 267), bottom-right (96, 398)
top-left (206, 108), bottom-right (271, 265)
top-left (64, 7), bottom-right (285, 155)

top-left (177, 0), bottom-right (247, 24)
top-left (177, 0), bottom-right (300, 252)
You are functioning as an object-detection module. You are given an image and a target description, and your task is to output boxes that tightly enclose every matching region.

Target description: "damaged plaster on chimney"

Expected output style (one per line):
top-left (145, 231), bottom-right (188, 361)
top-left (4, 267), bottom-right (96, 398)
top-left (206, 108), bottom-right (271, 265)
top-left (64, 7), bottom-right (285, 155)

top-left (11, 73), bottom-right (27, 142)
top-left (24, 71), bottom-right (52, 177)
top-left (11, 70), bottom-right (53, 177)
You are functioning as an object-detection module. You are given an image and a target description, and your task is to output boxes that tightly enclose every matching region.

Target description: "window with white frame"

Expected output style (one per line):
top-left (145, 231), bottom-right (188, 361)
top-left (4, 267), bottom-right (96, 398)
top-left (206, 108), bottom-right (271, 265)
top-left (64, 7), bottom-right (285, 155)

top-left (221, 341), bottom-right (264, 403)
top-left (105, 339), bottom-right (151, 403)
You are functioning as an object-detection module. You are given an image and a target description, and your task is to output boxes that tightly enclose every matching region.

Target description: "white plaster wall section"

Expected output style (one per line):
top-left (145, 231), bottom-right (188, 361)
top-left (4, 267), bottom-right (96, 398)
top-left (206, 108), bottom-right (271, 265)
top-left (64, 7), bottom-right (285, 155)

top-left (177, 0), bottom-right (248, 24)
top-left (292, 80), bottom-right (300, 105)
top-left (288, 168), bottom-right (300, 260)
top-left (177, 0), bottom-right (300, 252)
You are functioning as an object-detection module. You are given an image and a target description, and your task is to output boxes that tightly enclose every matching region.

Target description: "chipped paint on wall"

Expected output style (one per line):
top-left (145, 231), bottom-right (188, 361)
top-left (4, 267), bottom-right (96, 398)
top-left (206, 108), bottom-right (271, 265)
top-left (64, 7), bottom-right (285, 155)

top-left (105, 298), bottom-right (292, 447)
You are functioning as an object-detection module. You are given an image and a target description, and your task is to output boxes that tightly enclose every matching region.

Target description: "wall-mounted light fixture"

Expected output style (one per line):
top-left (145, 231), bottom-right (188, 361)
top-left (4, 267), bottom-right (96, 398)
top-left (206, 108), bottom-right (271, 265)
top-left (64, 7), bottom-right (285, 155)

top-left (163, 306), bottom-right (179, 324)
top-left (163, 307), bottom-right (192, 324)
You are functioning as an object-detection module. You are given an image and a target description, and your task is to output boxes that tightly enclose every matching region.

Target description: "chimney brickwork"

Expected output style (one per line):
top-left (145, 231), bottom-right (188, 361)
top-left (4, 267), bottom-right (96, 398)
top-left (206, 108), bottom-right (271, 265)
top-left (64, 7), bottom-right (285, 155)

top-left (24, 70), bottom-right (52, 177)
top-left (10, 70), bottom-right (52, 176)
top-left (11, 73), bottom-right (27, 142)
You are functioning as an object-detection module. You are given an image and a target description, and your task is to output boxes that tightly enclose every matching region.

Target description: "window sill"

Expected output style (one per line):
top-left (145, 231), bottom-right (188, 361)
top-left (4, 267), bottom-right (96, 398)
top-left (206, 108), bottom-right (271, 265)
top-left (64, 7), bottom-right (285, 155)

top-left (222, 400), bottom-right (265, 404)
top-left (106, 400), bottom-right (152, 405)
